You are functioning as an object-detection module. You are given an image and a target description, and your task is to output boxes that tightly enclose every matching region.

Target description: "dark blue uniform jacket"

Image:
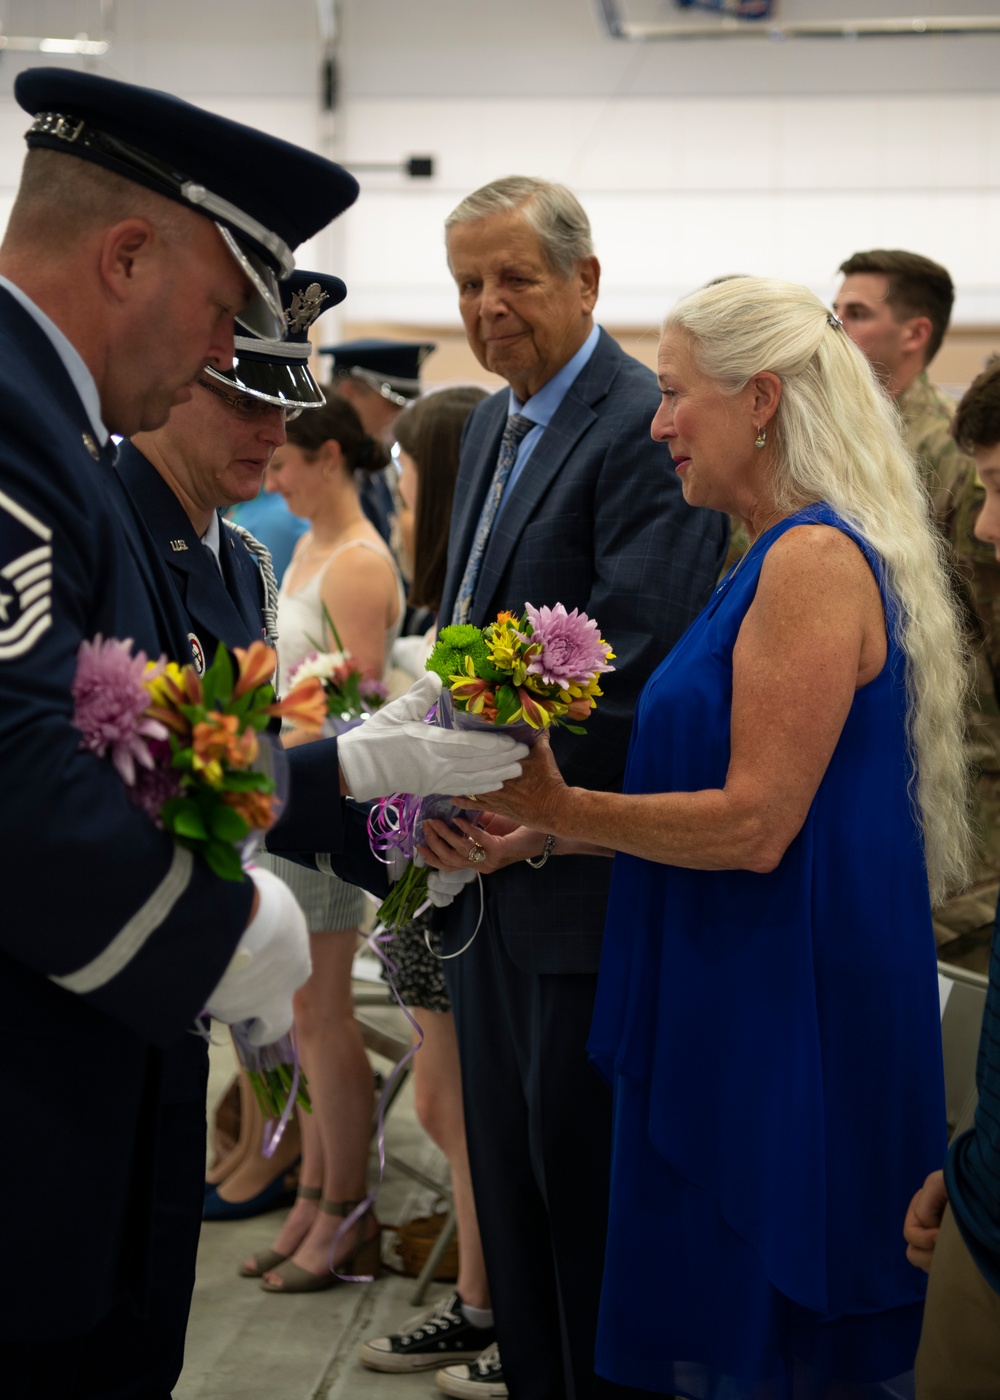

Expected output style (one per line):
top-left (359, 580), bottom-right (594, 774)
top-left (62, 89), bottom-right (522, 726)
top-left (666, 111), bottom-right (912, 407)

top-left (113, 443), bottom-right (387, 889)
top-left (0, 292), bottom-right (253, 1338)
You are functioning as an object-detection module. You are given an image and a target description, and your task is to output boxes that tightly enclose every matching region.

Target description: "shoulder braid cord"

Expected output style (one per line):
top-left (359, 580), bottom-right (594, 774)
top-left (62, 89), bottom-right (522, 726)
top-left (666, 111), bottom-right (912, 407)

top-left (224, 519), bottom-right (280, 658)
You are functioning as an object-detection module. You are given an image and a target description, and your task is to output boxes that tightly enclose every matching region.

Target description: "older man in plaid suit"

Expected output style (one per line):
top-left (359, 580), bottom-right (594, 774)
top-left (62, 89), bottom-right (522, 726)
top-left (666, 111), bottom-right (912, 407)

top-left (427, 178), bottom-right (727, 1400)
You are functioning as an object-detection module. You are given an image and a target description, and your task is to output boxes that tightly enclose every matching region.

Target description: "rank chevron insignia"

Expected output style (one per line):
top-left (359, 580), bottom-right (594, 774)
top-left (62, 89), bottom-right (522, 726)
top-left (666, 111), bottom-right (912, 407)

top-left (0, 487), bottom-right (53, 659)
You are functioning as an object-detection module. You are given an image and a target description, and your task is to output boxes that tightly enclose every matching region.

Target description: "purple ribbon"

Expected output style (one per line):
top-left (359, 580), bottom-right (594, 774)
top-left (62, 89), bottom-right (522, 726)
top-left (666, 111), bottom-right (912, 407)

top-left (261, 1027), bottom-right (302, 1159)
top-left (368, 791), bottom-right (422, 864)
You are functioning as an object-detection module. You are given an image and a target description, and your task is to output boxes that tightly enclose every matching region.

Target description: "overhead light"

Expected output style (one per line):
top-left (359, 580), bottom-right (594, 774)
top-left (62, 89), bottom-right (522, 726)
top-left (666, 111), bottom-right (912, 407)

top-left (0, 34), bottom-right (109, 55)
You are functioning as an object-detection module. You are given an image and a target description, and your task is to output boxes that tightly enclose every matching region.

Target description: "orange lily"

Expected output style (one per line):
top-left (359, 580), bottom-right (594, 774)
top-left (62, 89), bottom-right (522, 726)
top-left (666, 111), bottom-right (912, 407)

top-left (192, 713), bottom-right (259, 785)
top-left (222, 788), bottom-right (278, 831)
top-left (515, 687), bottom-right (558, 729)
top-left (449, 671), bottom-right (498, 719)
top-left (269, 676), bottom-right (327, 731)
top-left (233, 641), bottom-right (277, 699)
top-left (146, 702), bottom-right (193, 739)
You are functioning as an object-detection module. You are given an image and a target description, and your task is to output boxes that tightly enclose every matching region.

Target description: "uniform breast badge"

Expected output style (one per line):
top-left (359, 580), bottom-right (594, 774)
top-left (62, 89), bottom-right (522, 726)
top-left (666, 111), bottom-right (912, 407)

top-left (188, 632), bottom-right (206, 674)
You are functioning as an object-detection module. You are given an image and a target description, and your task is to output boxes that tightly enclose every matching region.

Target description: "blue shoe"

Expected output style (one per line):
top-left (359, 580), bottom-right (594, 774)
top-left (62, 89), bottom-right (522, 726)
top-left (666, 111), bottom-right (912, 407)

top-left (203, 1159), bottom-right (300, 1221)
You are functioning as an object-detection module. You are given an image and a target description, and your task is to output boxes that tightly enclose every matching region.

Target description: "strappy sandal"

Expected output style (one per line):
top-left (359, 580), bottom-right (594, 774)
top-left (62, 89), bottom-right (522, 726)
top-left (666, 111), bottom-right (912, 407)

top-left (238, 1185), bottom-right (321, 1278)
top-left (259, 1198), bottom-right (381, 1293)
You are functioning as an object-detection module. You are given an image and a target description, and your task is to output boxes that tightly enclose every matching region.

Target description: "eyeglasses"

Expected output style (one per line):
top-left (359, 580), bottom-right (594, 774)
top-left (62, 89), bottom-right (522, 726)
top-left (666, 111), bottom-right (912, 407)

top-left (196, 377), bottom-right (303, 423)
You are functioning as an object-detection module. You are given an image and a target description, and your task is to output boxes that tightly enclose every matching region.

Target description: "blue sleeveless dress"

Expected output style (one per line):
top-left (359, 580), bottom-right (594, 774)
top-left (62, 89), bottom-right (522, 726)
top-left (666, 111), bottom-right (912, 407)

top-left (588, 504), bottom-right (946, 1400)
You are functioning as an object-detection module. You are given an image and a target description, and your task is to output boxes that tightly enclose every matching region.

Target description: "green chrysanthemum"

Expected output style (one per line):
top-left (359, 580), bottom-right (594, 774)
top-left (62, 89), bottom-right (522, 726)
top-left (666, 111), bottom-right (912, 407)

top-left (426, 625), bottom-right (495, 684)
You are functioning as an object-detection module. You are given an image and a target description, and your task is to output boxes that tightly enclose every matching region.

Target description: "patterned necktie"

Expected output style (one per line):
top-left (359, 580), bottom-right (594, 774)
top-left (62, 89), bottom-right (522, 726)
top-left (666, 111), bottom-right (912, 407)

top-left (452, 412), bottom-right (533, 625)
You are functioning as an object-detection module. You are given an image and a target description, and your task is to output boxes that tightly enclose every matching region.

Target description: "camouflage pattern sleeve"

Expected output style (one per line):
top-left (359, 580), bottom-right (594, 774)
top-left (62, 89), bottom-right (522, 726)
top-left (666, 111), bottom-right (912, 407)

top-left (899, 373), bottom-right (1000, 967)
top-left (899, 371), bottom-right (976, 528)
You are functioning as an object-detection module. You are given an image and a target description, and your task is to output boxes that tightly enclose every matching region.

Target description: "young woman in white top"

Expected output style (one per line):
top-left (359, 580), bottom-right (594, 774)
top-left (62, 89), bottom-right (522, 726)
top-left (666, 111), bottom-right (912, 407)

top-left (249, 390), bottom-right (403, 1291)
top-left (357, 387), bottom-right (508, 1374)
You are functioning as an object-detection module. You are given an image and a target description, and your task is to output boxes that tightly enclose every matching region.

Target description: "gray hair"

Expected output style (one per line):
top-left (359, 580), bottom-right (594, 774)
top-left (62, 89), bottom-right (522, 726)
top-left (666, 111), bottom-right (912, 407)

top-left (445, 176), bottom-right (594, 279)
top-left (664, 276), bottom-right (972, 903)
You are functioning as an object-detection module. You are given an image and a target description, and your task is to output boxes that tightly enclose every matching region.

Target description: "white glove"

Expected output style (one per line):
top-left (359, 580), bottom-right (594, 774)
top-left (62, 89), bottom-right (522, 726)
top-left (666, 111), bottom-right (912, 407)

top-left (338, 673), bottom-right (528, 801)
top-left (426, 866), bottom-right (479, 908)
top-left (205, 867), bottom-right (311, 1046)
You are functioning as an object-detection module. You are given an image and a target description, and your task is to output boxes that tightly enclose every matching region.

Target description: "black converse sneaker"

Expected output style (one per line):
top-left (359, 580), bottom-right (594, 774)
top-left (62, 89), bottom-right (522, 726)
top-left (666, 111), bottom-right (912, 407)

top-left (359, 1292), bottom-right (496, 1373)
top-left (436, 1342), bottom-right (508, 1398)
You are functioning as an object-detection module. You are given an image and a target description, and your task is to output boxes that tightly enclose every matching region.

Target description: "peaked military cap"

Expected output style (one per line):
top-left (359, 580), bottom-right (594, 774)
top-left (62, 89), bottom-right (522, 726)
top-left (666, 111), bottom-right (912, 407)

top-left (15, 67), bottom-right (359, 340)
top-left (205, 269), bottom-right (346, 410)
top-left (320, 337), bottom-right (436, 406)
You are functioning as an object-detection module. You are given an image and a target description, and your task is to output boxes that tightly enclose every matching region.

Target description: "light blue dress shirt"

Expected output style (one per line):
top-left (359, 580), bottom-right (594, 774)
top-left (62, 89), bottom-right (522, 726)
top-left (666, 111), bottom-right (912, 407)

top-left (496, 321), bottom-right (601, 519)
top-left (0, 275), bottom-right (109, 445)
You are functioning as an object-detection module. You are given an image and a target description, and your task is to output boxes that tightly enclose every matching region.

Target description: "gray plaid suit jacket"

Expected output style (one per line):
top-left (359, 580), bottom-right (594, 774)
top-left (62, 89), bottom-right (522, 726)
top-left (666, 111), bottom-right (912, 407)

top-left (438, 327), bottom-right (728, 974)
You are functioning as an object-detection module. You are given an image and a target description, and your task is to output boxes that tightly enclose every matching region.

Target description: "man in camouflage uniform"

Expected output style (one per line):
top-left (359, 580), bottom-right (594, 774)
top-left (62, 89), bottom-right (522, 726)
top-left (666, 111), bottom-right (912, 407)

top-left (835, 251), bottom-right (1000, 965)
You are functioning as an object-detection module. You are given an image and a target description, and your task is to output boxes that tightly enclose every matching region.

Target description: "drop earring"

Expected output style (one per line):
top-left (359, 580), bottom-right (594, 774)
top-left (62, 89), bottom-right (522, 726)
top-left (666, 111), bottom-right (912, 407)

top-left (754, 426), bottom-right (767, 450)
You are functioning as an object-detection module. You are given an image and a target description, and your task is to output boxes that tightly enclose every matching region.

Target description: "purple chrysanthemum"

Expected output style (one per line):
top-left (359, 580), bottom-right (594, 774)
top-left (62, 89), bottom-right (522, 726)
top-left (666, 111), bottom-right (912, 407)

top-left (72, 634), bottom-right (168, 786)
top-left (129, 741), bottom-right (183, 824)
top-left (521, 603), bottom-right (615, 688)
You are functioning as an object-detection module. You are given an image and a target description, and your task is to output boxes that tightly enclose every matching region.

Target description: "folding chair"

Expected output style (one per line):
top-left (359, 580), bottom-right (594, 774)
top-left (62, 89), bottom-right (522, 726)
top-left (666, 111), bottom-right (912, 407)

top-left (938, 961), bottom-right (990, 1140)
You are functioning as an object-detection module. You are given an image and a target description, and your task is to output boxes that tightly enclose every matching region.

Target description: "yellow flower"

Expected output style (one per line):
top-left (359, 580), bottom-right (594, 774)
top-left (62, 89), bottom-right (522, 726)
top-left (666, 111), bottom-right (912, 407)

top-left (486, 630), bottom-right (519, 671)
top-left (146, 659), bottom-right (202, 710)
top-left (558, 674), bottom-right (604, 704)
top-left (144, 661), bottom-right (198, 737)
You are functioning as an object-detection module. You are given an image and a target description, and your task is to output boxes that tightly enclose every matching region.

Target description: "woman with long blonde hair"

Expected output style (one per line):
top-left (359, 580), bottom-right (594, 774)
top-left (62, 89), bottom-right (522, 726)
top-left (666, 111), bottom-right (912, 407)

top-left (422, 277), bottom-right (971, 1397)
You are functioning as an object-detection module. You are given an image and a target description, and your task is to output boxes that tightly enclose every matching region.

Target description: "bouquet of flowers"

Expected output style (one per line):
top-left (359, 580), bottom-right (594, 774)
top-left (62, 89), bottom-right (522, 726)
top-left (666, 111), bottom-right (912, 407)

top-left (371, 603), bottom-right (615, 935)
top-left (71, 634), bottom-right (326, 1129)
top-left (73, 635), bottom-right (326, 878)
top-left (286, 605), bottom-right (389, 735)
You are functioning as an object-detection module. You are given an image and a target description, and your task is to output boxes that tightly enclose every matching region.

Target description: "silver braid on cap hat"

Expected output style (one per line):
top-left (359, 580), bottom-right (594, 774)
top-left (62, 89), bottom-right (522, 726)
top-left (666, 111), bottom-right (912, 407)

top-left (224, 521), bottom-right (279, 650)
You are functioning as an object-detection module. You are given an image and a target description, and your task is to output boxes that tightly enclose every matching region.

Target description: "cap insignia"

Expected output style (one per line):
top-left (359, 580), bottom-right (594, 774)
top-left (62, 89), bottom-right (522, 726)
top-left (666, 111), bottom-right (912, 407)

top-left (31, 113), bottom-right (86, 144)
top-left (285, 282), bottom-right (329, 334)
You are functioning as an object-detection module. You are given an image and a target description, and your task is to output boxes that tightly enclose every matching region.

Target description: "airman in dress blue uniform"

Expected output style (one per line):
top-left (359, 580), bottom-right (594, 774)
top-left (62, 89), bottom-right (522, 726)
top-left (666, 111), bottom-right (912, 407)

top-left (117, 271), bottom-right (384, 885)
top-left (104, 258), bottom-right (525, 1389)
top-left (112, 270), bottom-right (381, 1387)
top-left (0, 68), bottom-right (362, 1395)
top-left (320, 336), bottom-right (438, 546)
top-left (0, 72), bottom-right (523, 1395)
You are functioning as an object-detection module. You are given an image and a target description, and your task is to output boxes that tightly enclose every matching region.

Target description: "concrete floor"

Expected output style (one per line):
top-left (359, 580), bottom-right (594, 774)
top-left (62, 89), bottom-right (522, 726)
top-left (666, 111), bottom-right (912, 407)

top-left (177, 989), bottom-right (462, 1400)
top-left (176, 944), bottom-right (992, 1400)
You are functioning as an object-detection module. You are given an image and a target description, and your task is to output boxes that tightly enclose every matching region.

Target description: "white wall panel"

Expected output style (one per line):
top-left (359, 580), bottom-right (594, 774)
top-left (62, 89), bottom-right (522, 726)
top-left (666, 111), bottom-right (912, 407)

top-left (0, 0), bottom-right (995, 330)
top-left (336, 93), bottom-right (1000, 325)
